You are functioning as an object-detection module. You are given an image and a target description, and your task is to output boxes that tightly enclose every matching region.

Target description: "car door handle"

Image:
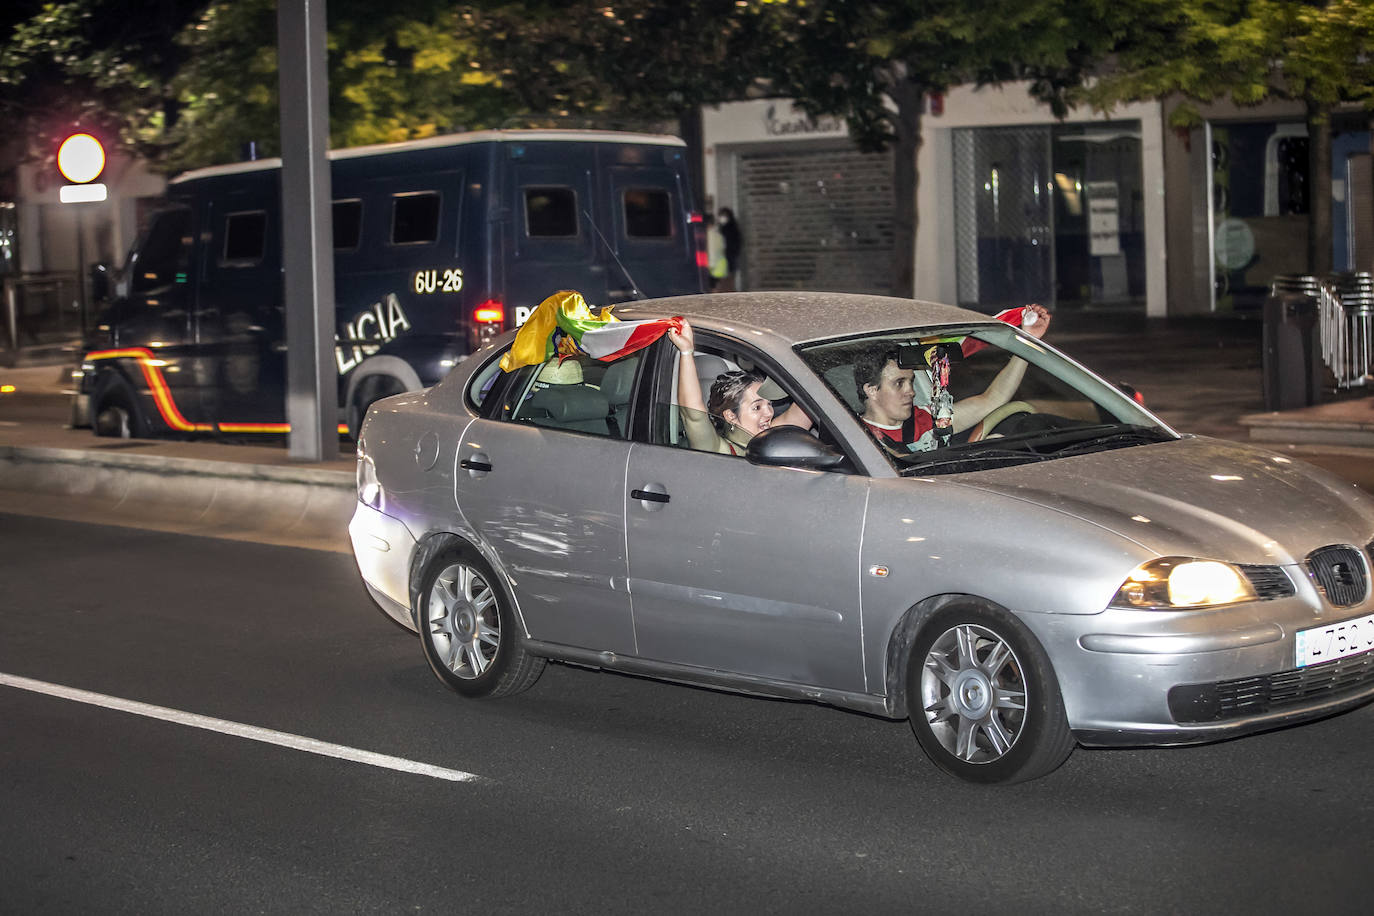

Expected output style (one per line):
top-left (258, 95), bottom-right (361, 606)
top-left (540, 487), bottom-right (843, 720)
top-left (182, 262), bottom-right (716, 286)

top-left (460, 456), bottom-right (492, 473)
top-left (630, 488), bottom-right (670, 504)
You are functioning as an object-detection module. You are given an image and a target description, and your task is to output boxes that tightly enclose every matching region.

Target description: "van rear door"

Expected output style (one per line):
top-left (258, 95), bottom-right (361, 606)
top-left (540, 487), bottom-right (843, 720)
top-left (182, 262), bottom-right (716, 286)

top-left (605, 163), bottom-right (703, 301)
top-left (506, 148), bottom-right (610, 321)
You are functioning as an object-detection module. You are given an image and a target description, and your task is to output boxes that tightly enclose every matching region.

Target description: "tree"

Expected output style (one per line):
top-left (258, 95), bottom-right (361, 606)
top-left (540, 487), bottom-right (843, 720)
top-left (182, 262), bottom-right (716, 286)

top-left (160, 0), bottom-right (522, 172)
top-left (0, 0), bottom-right (208, 166)
top-left (1083, 0), bottom-right (1374, 275)
top-left (758, 0), bottom-right (1125, 297)
top-left (459, 1), bottom-right (782, 206)
top-left (1, 0), bottom-right (525, 172)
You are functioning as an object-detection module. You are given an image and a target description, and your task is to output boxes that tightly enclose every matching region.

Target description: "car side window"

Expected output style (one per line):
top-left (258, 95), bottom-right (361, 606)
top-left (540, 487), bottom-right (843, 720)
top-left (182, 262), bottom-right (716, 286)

top-left (649, 336), bottom-right (851, 468)
top-left (497, 351), bottom-right (640, 439)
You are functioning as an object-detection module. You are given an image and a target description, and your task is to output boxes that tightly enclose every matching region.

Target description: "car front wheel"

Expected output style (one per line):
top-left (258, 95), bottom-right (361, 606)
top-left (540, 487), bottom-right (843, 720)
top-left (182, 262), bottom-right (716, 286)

top-left (418, 547), bottom-right (545, 699)
top-left (908, 605), bottom-right (1072, 784)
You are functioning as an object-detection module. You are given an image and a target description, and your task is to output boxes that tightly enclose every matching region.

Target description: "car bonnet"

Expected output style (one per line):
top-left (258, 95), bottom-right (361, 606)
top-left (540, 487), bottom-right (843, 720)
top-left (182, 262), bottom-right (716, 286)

top-left (941, 436), bottom-right (1374, 566)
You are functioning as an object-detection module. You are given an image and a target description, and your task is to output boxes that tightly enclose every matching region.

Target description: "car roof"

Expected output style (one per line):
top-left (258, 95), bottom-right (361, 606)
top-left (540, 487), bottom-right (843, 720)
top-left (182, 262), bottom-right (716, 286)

top-left (613, 291), bottom-right (992, 346)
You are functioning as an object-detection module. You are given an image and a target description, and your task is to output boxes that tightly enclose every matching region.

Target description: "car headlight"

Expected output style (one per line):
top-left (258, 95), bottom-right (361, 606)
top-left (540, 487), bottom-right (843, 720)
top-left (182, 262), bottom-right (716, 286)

top-left (356, 442), bottom-right (383, 509)
top-left (1109, 557), bottom-right (1257, 610)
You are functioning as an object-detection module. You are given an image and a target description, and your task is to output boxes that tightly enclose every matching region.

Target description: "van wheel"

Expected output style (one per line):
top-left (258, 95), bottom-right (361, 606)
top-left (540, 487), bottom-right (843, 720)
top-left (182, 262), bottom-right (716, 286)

top-left (92, 377), bottom-right (147, 438)
top-left (418, 545), bottom-right (545, 699)
top-left (907, 605), bottom-right (1073, 784)
top-left (348, 375), bottom-right (408, 439)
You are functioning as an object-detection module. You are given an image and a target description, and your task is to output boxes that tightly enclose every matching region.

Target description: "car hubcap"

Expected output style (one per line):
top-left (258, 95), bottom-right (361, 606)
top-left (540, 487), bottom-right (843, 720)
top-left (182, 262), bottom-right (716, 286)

top-left (427, 562), bottom-right (499, 679)
top-left (920, 623), bottom-right (1027, 764)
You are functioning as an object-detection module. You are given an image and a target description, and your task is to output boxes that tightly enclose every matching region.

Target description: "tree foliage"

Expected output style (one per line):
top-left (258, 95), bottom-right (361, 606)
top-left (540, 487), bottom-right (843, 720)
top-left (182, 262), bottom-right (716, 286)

top-left (1, 0), bottom-right (527, 172)
top-left (0, 0), bottom-right (205, 163)
top-left (459, 0), bottom-right (774, 126)
top-left (1085, 0), bottom-right (1374, 127)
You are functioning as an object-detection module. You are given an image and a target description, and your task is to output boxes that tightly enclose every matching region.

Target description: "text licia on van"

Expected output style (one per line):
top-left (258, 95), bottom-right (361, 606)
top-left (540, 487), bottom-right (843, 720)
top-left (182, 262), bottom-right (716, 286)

top-left (335, 293), bottom-right (412, 374)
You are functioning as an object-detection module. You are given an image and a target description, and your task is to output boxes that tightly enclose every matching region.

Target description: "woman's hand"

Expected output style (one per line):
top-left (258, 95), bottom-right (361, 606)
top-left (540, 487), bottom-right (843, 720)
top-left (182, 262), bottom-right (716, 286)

top-left (668, 318), bottom-right (695, 354)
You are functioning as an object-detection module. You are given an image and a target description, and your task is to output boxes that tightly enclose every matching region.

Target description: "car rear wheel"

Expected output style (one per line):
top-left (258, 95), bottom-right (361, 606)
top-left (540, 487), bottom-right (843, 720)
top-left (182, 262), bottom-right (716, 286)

top-left (418, 547), bottom-right (545, 699)
top-left (908, 605), bottom-right (1072, 784)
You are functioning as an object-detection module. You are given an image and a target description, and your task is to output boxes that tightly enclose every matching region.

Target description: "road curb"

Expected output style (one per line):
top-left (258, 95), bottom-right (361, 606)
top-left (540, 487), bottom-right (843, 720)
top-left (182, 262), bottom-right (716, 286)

top-left (0, 444), bottom-right (356, 553)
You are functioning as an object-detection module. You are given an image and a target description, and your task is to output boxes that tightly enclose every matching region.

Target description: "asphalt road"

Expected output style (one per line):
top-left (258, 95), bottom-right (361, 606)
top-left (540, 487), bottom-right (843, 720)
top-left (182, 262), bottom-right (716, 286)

top-left (3, 513), bottom-right (1374, 914)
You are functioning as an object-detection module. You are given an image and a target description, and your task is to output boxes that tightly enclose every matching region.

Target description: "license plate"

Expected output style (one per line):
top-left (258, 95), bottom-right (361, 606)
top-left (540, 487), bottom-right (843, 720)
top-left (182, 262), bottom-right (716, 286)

top-left (1295, 611), bottom-right (1374, 667)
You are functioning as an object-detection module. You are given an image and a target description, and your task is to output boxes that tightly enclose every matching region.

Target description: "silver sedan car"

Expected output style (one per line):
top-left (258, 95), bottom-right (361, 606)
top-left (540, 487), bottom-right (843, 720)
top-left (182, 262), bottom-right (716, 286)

top-left (349, 292), bottom-right (1374, 783)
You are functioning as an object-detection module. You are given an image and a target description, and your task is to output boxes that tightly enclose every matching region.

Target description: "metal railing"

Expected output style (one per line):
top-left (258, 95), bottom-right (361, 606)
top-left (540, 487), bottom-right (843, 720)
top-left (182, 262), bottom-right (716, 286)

top-left (1270, 273), bottom-right (1374, 389)
top-left (2, 272), bottom-right (84, 352)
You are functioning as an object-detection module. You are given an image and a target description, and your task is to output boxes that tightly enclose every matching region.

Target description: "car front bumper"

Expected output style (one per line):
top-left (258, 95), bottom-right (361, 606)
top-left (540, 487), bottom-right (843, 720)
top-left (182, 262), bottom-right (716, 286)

top-left (1022, 581), bottom-right (1374, 746)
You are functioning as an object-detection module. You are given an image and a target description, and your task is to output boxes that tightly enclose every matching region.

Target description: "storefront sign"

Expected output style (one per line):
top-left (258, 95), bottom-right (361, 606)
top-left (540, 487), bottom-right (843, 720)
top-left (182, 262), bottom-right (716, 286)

top-left (763, 104), bottom-right (845, 138)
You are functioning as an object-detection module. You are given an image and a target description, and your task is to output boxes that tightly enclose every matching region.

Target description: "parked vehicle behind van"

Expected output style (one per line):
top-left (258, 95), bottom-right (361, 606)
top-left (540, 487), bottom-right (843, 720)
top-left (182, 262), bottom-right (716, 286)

top-left (72, 129), bottom-right (705, 439)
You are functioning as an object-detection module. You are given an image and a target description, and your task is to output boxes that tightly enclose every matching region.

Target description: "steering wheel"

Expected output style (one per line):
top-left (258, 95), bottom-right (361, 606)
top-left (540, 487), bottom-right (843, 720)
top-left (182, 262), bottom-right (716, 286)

top-left (968, 400), bottom-right (1036, 442)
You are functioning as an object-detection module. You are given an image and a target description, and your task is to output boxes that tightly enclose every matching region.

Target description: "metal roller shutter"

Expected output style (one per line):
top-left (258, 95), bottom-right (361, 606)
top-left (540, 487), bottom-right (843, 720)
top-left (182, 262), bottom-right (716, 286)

top-left (737, 146), bottom-right (894, 294)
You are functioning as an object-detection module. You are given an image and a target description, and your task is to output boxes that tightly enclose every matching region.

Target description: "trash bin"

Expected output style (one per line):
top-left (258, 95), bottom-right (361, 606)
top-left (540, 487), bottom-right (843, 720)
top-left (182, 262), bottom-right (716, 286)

top-left (1263, 275), bottom-right (1322, 411)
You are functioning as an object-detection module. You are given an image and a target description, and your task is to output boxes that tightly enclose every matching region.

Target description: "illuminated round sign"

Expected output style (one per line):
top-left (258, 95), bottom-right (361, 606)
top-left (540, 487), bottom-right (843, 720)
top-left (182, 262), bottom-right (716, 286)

top-left (57, 133), bottom-right (106, 184)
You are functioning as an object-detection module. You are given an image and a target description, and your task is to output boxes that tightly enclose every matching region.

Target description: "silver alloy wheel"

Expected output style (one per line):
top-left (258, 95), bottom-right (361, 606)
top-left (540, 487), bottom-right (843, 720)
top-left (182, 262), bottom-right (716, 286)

top-left (919, 623), bottom-right (1028, 764)
top-left (426, 561), bottom-right (500, 679)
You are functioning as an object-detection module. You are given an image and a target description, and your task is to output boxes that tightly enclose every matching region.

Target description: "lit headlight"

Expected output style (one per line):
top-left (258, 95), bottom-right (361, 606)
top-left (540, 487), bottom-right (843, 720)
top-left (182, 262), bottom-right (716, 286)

top-left (1110, 557), bottom-right (1257, 610)
top-left (356, 442), bottom-right (382, 509)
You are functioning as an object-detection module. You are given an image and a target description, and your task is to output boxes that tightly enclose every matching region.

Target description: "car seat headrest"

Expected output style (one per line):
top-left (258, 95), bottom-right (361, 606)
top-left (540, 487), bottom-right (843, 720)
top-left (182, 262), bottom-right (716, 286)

top-left (538, 359), bottom-right (584, 385)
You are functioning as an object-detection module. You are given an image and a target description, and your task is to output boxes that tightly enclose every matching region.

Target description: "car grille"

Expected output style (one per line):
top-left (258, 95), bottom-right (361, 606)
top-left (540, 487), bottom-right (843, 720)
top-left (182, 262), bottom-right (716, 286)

top-left (1239, 564), bottom-right (1295, 599)
top-left (1168, 649), bottom-right (1374, 724)
top-left (1307, 545), bottom-right (1370, 608)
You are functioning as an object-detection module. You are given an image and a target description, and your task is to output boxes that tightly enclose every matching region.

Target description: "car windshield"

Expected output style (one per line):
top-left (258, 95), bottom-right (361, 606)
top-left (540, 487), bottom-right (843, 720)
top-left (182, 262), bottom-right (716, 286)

top-left (797, 323), bottom-right (1177, 475)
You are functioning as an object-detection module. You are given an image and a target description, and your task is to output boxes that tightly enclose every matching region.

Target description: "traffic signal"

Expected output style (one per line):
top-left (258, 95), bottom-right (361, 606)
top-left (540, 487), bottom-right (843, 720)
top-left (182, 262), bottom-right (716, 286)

top-left (57, 132), bottom-right (107, 203)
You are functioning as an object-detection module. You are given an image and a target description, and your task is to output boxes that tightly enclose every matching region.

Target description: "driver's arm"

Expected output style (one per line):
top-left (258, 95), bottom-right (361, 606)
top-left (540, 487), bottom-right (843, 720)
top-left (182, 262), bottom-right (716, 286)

top-left (951, 357), bottom-right (1029, 432)
top-left (950, 304), bottom-right (1050, 433)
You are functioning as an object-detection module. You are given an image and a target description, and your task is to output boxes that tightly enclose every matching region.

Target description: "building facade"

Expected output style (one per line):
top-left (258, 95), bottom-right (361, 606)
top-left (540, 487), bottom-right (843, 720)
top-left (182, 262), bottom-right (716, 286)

top-left (703, 89), bottom-right (1374, 318)
top-left (703, 89), bottom-right (1168, 316)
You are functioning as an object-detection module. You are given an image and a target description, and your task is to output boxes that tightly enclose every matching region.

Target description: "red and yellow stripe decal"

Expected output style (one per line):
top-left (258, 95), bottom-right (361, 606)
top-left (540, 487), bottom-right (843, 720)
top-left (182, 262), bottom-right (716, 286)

top-left (85, 348), bottom-right (347, 435)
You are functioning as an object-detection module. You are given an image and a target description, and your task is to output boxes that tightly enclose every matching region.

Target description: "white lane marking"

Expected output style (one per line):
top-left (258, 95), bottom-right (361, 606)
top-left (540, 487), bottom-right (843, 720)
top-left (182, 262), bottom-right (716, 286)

top-left (0, 672), bottom-right (482, 783)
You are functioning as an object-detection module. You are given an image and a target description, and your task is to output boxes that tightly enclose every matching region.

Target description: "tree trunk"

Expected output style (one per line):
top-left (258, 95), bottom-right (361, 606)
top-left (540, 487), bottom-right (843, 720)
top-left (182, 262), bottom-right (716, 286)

top-left (889, 81), bottom-right (923, 299)
top-left (1307, 101), bottom-right (1333, 276)
top-left (678, 107), bottom-right (707, 214)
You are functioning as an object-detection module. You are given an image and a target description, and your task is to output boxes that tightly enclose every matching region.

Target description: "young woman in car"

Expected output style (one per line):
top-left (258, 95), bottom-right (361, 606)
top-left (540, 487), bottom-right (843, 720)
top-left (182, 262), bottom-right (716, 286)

top-left (668, 320), bottom-right (811, 455)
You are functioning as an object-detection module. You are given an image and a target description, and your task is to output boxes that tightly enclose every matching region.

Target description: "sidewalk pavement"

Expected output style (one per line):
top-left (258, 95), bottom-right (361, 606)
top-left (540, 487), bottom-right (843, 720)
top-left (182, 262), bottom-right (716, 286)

top-left (1, 312), bottom-right (1371, 550)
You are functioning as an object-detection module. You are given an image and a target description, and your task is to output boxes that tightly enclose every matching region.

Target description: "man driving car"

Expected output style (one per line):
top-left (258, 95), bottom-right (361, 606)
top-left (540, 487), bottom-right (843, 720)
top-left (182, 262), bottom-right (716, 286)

top-left (854, 304), bottom-right (1051, 451)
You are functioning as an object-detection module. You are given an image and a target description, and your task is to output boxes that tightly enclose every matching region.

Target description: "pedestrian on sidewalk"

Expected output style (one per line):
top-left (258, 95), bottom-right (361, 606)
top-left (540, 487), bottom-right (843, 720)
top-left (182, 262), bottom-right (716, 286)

top-left (717, 207), bottom-right (742, 292)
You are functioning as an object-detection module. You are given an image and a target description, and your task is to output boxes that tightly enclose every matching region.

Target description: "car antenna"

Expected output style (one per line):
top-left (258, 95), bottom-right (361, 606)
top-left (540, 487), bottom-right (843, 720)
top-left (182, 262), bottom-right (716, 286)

top-left (583, 208), bottom-right (643, 300)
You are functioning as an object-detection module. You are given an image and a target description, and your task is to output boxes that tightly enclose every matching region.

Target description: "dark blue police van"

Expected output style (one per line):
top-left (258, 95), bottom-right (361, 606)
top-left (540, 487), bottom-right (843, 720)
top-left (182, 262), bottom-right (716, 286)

top-left (74, 129), bottom-right (705, 438)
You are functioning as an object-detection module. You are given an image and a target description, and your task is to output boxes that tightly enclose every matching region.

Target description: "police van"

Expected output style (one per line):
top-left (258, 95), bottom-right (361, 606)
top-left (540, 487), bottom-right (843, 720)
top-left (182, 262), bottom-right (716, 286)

top-left (74, 129), bottom-right (705, 438)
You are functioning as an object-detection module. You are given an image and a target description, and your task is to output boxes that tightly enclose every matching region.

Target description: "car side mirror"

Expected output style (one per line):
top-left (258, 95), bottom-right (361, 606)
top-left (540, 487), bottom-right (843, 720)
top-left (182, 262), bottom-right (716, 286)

top-left (746, 425), bottom-right (848, 470)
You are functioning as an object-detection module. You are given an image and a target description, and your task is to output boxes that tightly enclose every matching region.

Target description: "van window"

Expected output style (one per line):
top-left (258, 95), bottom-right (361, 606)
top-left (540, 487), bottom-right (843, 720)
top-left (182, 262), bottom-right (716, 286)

top-left (623, 188), bottom-right (672, 238)
top-left (525, 187), bottom-right (578, 237)
top-left (391, 192), bottom-right (440, 245)
top-left (333, 199), bottom-right (362, 249)
top-left (222, 211), bottom-right (267, 263)
top-left (131, 207), bottom-right (190, 294)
